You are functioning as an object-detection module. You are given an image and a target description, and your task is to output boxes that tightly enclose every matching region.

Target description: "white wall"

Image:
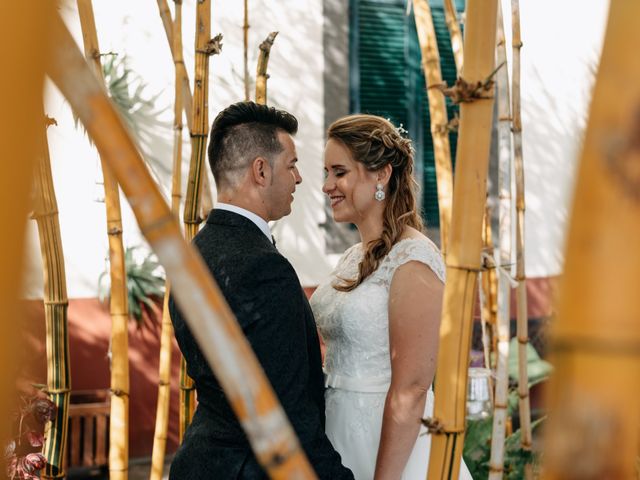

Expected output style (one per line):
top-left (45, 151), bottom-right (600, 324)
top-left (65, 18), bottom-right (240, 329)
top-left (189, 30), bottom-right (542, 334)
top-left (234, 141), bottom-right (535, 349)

top-left (513, 0), bottom-right (609, 276)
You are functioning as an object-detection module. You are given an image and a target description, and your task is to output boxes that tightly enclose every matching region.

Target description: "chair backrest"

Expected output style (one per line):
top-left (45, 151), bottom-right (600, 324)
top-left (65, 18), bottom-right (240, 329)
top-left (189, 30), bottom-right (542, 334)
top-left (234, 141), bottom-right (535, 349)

top-left (66, 389), bottom-right (110, 471)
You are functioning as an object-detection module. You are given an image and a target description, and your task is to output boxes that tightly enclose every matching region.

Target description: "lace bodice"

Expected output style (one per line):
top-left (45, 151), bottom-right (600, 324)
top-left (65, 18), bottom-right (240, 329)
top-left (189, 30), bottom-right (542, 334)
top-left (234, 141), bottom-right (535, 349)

top-left (310, 238), bottom-right (445, 382)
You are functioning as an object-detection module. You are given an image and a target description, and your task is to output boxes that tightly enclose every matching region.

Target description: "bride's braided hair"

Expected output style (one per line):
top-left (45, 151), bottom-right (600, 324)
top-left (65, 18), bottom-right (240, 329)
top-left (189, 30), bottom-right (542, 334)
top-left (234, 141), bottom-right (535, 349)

top-left (329, 114), bottom-right (424, 292)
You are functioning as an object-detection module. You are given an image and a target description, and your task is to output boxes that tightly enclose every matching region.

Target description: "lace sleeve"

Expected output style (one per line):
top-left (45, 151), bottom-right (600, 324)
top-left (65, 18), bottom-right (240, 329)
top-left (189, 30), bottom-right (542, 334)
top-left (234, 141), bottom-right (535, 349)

top-left (382, 238), bottom-right (446, 284)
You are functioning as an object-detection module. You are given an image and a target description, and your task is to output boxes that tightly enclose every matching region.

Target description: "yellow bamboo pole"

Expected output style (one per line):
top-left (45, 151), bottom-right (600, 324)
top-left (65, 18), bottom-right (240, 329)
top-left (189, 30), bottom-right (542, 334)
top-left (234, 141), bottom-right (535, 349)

top-left (47, 12), bottom-right (317, 479)
top-left (443, 0), bottom-right (464, 75)
top-left (150, 1), bottom-right (184, 477)
top-left (76, 2), bottom-right (130, 477)
top-left (426, 0), bottom-right (498, 477)
top-left (180, 0), bottom-right (222, 439)
top-left (413, 0), bottom-right (454, 258)
top-left (542, 1), bottom-right (640, 478)
top-left (488, 5), bottom-right (514, 477)
top-left (157, 0), bottom-right (193, 127)
top-left (480, 207), bottom-right (498, 374)
top-left (511, 0), bottom-right (533, 472)
top-left (0, 2), bottom-right (51, 463)
top-left (255, 32), bottom-right (278, 105)
top-left (244, 0), bottom-right (250, 101)
top-left (156, 0), bottom-right (215, 224)
top-left (33, 116), bottom-right (71, 480)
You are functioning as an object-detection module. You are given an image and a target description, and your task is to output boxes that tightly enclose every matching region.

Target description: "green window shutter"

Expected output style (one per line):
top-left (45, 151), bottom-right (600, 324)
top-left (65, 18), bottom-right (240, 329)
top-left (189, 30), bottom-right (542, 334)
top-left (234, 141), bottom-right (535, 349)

top-left (351, 0), bottom-right (463, 228)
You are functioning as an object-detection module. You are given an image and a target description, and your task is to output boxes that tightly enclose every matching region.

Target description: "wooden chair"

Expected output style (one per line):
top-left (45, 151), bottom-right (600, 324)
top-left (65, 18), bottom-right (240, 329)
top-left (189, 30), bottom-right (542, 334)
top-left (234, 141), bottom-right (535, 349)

top-left (66, 389), bottom-right (110, 475)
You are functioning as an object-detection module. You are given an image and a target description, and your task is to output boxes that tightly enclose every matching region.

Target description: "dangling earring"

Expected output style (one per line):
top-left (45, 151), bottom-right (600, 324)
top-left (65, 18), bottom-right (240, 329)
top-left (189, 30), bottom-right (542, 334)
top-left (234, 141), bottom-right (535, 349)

top-left (374, 183), bottom-right (385, 201)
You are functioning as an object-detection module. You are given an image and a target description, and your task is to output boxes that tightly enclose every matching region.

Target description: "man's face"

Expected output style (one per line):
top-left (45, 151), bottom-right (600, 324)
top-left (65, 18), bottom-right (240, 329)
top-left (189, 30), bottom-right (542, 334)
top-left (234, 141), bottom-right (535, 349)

top-left (264, 131), bottom-right (302, 221)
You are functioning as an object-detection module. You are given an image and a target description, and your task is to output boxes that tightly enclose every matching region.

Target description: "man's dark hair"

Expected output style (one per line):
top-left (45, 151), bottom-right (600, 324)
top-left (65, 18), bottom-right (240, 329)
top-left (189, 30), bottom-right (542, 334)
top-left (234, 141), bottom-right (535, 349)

top-left (207, 101), bottom-right (298, 189)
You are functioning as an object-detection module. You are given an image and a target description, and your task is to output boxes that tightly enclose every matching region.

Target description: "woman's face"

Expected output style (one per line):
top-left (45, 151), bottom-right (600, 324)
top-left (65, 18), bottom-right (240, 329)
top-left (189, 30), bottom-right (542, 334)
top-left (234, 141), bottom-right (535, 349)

top-left (322, 138), bottom-right (379, 224)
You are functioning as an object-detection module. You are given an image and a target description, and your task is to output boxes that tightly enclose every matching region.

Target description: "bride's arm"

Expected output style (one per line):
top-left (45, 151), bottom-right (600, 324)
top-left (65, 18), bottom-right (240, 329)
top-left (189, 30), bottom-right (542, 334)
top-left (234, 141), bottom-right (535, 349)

top-left (374, 260), bottom-right (443, 480)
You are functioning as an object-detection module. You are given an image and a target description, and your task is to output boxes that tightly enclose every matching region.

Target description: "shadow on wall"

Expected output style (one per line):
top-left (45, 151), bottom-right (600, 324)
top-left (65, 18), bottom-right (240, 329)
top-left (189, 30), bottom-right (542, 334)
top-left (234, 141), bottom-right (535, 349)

top-left (19, 298), bottom-right (182, 458)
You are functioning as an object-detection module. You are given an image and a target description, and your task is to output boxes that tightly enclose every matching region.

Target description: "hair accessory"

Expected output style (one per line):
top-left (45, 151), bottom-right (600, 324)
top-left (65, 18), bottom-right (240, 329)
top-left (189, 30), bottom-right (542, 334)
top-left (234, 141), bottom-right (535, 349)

top-left (375, 183), bottom-right (386, 201)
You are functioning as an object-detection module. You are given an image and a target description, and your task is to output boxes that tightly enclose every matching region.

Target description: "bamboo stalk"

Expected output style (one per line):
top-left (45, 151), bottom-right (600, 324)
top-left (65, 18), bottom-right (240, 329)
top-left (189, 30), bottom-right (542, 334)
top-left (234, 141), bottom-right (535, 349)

top-left (76, 2), bottom-right (130, 478)
top-left (0, 2), bottom-right (51, 458)
top-left (156, 0), bottom-right (193, 128)
top-left (426, 0), bottom-right (498, 477)
top-left (413, 0), bottom-right (454, 258)
top-left (255, 32), bottom-right (278, 105)
top-left (443, 0), bottom-right (464, 75)
top-left (47, 12), bottom-right (317, 479)
top-left (156, 0), bottom-right (216, 279)
top-left (488, 5), bottom-right (514, 478)
top-left (33, 116), bottom-right (71, 480)
top-left (244, 0), bottom-right (250, 101)
top-left (180, 0), bottom-right (222, 438)
top-left (149, 1), bottom-right (184, 477)
top-left (511, 0), bottom-right (533, 471)
top-left (542, 1), bottom-right (640, 478)
top-left (480, 207), bottom-right (498, 374)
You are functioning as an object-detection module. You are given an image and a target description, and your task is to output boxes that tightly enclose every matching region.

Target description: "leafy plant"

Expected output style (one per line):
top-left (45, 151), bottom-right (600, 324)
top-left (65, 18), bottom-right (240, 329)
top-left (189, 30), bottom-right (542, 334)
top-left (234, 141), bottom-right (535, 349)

top-left (463, 385), bottom-right (546, 479)
top-left (99, 246), bottom-right (165, 328)
top-left (72, 53), bottom-right (173, 182)
top-left (5, 392), bottom-right (56, 479)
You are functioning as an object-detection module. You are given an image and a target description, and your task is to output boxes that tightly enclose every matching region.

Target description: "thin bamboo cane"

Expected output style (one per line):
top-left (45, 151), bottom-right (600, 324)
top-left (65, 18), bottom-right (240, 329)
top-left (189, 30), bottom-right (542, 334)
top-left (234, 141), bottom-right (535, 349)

top-left (0, 2), bottom-right (50, 458)
top-left (33, 116), bottom-right (71, 480)
top-left (76, 2), bottom-right (130, 478)
top-left (488, 6), bottom-right (513, 478)
top-left (480, 207), bottom-right (498, 375)
top-left (180, 0), bottom-right (222, 439)
top-left (443, 0), bottom-right (464, 75)
top-left (542, 1), bottom-right (640, 478)
top-left (155, 0), bottom-right (216, 225)
top-left (149, 1), bottom-right (184, 477)
top-left (511, 1), bottom-right (533, 467)
top-left (47, 13), bottom-right (317, 479)
top-left (244, 0), bottom-right (250, 101)
top-left (426, 0), bottom-right (498, 477)
top-left (157, 0), bottom-right (193, 127)
top-left (413, 0), bottom-right (454, 258)
top-left (255, 32), bottom-right (278, 105)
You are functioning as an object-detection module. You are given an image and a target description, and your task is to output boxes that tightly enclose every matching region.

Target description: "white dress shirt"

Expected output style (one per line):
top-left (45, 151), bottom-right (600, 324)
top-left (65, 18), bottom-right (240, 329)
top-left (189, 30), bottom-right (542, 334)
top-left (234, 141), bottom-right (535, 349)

top-left (215, 202), bottom-right (272, 242)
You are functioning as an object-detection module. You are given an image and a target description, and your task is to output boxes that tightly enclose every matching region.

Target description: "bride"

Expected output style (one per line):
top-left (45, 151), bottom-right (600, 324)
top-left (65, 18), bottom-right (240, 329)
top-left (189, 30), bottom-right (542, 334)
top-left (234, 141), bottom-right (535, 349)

top-left (310, 114), bottom-right (472, 479)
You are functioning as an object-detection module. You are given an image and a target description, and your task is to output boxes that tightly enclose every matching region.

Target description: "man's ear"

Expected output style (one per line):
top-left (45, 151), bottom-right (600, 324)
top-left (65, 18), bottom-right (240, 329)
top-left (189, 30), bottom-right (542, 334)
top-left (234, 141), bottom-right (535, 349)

top-left (251, 156), bottom-right (271, 186)
top-left (377, 163), bottom-right (392, 186)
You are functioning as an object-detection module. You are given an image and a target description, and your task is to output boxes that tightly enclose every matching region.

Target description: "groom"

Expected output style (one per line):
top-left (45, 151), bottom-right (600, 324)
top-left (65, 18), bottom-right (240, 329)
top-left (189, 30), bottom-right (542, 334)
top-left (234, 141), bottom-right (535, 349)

top-left (169, 101), bottom-right (353, 479)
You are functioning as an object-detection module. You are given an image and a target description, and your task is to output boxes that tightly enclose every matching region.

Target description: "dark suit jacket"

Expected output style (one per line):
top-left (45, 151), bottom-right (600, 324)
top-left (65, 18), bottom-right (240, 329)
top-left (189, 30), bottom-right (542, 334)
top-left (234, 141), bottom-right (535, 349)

top-left (169, 209), bottom-right (353, 479)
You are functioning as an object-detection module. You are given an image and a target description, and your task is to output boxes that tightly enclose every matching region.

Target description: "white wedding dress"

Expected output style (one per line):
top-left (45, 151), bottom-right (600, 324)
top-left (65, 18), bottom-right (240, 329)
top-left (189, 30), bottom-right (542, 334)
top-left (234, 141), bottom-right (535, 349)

top-left (310, 238), bottom-right (472, 480)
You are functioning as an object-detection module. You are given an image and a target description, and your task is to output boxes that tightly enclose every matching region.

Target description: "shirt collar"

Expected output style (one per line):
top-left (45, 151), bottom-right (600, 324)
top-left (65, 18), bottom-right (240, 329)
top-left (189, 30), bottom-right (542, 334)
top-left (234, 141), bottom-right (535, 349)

top-left (215, 203), bottom-right (272, 241)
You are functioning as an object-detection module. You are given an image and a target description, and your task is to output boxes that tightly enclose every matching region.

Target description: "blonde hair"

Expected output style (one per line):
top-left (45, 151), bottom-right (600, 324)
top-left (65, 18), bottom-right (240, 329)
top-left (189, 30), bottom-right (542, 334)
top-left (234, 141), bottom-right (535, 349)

top-left (328, 114), bottom-right (424, 291)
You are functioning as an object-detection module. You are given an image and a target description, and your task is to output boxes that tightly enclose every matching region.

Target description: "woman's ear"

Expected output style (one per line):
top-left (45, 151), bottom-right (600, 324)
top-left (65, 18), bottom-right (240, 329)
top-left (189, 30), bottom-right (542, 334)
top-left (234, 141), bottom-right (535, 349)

top-left (377, 163), bottom-right (393, 186)
top-left (251, 156), bottom-right (271, 186)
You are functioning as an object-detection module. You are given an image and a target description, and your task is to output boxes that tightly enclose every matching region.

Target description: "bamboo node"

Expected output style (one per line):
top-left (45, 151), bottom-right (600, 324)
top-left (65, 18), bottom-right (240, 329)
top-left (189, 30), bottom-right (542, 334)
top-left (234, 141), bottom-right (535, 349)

top-left (518, 392), bottom-right (530, 399)
top-left (45, 115), bottom-right (58, 128)
top-left (158, 380), bottom-right (170, 386)
top-left (44, 299), bottom-right (69, 306)
top-left (44, 387), bottom-right (71, 394)
top-left (180, 385), bottom-right (196, 391)
top-left (489, 466), bottom-right (505, 473)
top-left (517, 336), bottom-right (529, 344)
top-left (259, 31), bottom-right (279, 52)
top-left (420, 417), bottom-right (446, 434)
top-left (110, 388), bottom-right (129, 397)
top-left (198, 34), bottom-right (223, 56)
top-left (437, 62), bottom-right (504, 104)
top-left (603, 108), bottom-right (640, 203)
top-left (108, 227), bottom-right (123, 235)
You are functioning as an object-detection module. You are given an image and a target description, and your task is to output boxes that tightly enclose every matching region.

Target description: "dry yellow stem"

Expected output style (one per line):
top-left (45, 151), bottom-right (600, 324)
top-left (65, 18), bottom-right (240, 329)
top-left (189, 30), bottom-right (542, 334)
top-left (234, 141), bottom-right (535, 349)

top-left (0, 1), bottom-right (51, 456)
top-left (542, 1), bottom-right (640, 478)
top-left (413, 0), bottom-right (454, 258)
top-left (76, 2), bottom-right (130, 477)
top-left (255, 32), bottom-right (278, 105)
top-left (427, 0), bottom-right (498, 477)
